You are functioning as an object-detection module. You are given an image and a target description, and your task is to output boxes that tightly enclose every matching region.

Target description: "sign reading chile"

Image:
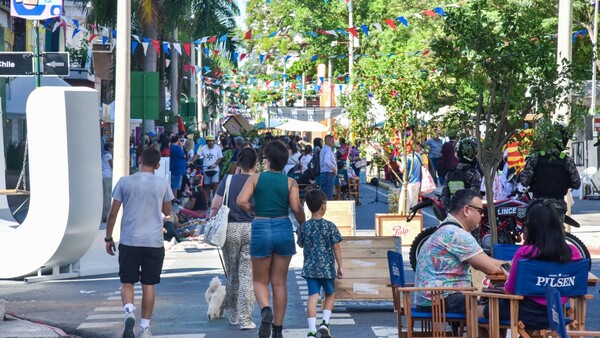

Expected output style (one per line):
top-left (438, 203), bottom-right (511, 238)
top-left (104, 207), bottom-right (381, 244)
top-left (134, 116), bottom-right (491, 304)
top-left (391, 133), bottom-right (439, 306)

top-left (11, 0), bottom-right (62, 20)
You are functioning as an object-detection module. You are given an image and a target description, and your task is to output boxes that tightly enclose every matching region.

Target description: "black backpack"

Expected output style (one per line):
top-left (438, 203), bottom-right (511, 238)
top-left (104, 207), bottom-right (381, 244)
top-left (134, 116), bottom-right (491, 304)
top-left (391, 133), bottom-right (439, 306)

top-left (306, 149), bottom-right (320, 180)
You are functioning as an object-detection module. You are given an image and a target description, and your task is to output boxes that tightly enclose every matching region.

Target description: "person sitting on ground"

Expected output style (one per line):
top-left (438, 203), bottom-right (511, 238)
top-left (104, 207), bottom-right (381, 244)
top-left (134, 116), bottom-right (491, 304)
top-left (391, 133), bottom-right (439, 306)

top-left (478, 199), bottom-right (583, 337)
top-left (178, 176), bottom-right (209, 220)
top-left (415, 189), bottom-right (504, 314)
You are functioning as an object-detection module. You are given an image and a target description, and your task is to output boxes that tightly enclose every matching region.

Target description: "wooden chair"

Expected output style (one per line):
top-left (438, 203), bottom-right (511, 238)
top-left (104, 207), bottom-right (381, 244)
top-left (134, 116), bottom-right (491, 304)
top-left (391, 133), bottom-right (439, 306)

top-left (347, 178), bottom-right (361, 205)
top-left (387, 251), bottom-right (474, 338)
top-left (462, 258), bottom-right (592, 338)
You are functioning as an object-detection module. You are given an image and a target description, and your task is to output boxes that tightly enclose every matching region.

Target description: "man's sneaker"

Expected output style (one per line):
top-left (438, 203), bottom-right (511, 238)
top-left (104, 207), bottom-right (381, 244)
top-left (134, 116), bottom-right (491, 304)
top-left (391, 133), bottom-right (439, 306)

top-left (240, 320), bottom-right (256, 330)
top-left (318, 321), bottom-right (331, 338)
top-left (307, 331), bottom-right (317, 337)
top-left (122, 311), bottom-right (135, 338)
top-left (137, 327), bottom-right (152, 338)
top-left (228, 312), bottom-right (240, 325)
top-left (258, 306), bottom-right (273, 338)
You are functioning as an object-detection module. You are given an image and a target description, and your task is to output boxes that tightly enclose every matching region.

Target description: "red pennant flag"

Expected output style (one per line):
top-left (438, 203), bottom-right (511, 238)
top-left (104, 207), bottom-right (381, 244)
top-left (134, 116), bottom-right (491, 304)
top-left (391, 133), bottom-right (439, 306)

top-left (423, 10), bottom-right (436, 17)
top-left (422, 50), bottom-right (430, 56)
top-left (244, 29), bottom-right (253, 40)
top-left (213, 50), bottom-right (220, 58)
top-left (232, 69), bottom-right (237, 74)
top-left (317, 30), bottom-right (329, 35)
top-left (384, 19), bottom-right (397, 31)
top-left (208, 35), bottom-right (217, 43)
top-left (89, 23), bottom-right (97, 32)
top-left (240, 53), bottom-right (247, 61)
top-left (152, 40), bottom-right (161, 54)
top-left (265, 54), bottom-right (271, 61)
top-left (184, 64), bottom-right (190, 72)
top-left (348, 27), bottom-right (359, 39)
top-left (177, 116), bottom-right (186, 134)
top-left (88, 34), bottom-right (98, 43)
top-left (291, 83), bottom-right (296, 89)
top-left (265, 80), bottom-right (271, 87)
top-left (183, 43), bottom-right (191, 56)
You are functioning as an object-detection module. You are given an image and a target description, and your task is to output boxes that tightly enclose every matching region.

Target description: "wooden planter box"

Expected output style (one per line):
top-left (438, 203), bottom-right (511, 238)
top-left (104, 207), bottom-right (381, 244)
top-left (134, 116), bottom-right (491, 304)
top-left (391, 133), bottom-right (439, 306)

top-left (334, 236), bottom-right (401, 301)
top-left (305, 200), bottom-right (355, 236)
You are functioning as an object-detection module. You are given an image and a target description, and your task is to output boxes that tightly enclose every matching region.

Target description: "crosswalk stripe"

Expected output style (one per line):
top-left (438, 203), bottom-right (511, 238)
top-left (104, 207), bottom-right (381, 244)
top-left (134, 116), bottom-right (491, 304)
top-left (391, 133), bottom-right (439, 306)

top-left (77, 322), bottom-right (121, 329)
top-left (153, 335), bottom-right (206, 338)
top-left (94, 306), bottom-right (123, 312)
top-left (86, 314), bottom-right (123, 320)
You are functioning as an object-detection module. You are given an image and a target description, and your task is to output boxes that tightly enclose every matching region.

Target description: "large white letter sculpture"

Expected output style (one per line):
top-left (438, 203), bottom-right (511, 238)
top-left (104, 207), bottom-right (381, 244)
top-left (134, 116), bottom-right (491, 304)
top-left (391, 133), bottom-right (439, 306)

top-left (0, 87), bottom-right (102, 279)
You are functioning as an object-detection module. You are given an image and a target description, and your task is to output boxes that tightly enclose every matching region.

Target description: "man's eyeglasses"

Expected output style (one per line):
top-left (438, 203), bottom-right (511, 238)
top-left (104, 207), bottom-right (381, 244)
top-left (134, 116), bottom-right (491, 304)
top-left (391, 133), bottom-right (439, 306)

top-left (467, 205), bottom-right (485, 216)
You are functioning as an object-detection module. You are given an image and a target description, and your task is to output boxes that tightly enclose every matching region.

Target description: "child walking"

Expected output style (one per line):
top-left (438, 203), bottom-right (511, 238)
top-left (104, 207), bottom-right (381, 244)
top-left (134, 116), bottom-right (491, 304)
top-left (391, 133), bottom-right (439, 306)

top-left (297, 189), bottom-right (344, 338)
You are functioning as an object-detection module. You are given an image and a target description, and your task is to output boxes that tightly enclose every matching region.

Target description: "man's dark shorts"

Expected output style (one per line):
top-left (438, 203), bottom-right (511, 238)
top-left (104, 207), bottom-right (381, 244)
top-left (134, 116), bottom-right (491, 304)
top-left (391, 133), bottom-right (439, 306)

top-left (118, 244), bottom-right (165, 285)
top-left (416, 292), bottom-right (466, 313)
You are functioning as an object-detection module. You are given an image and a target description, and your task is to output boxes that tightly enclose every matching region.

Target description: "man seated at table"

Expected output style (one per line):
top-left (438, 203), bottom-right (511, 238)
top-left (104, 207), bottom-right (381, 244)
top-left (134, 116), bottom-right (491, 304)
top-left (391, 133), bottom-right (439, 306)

top-left (414, 189), bottom-right (504, 313)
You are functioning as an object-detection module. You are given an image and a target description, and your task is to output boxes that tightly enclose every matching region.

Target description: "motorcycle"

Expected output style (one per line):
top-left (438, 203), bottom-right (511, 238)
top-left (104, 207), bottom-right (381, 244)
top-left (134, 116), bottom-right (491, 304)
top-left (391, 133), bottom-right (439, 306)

top-left (406, 194), bottom-right (590, 271)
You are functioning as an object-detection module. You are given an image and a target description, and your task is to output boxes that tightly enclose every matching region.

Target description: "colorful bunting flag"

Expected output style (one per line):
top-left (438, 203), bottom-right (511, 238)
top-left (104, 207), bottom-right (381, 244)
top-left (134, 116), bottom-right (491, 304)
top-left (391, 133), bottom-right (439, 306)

top-left (384, 19), bottom-right (397, 31)
top-left (348, 27), bottom-right (359, 38)
top-left (423, 10), bottom-right (436, 17)
top-left (360, 25), bottom-right (369, 37)
top-left (244, 29), bottom-right (253, 40)
top-left (434, 7), bottom-right (446, 16)
top-left (397, 16), bottom-right (409, 27)
top-left (184, 43), bottom-right (191, 56)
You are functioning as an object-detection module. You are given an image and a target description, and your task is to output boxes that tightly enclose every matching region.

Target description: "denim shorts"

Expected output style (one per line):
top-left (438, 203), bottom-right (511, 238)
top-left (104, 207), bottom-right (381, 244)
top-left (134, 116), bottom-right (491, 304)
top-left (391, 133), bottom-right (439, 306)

top-left (203, 171), bottom-right (220, 185)
top-left (306, 277), bottom-right (335, 296)
top-left (250, 217), bottom-right (296, 258)
top-left (171, 174), bottom-right (183, 189)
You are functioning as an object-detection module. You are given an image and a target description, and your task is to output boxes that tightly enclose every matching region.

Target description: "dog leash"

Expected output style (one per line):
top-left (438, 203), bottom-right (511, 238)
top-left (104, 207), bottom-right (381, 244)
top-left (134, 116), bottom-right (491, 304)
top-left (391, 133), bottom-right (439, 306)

top-left (216, 247), bottom-right (228, 279)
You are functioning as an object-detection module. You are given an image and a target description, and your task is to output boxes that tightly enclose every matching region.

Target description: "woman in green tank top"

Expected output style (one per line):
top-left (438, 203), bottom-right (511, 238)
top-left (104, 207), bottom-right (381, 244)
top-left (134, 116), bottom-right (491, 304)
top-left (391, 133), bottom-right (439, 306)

top-left (237, 140), bottom-right (306, 338)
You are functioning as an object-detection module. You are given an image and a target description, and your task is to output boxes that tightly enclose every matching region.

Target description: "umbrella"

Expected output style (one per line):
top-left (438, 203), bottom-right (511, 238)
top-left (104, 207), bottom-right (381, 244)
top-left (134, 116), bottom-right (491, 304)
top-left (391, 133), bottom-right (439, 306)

top-left (275, 119), bottom-right (328, 132)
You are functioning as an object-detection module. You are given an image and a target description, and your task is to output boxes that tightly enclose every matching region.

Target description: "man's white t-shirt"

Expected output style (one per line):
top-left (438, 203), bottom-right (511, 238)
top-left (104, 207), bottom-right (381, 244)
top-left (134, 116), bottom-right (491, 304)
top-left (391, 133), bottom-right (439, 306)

top-left (102, 152), bottom-right (113, 178)
top-left (198, 145), bottom-right (223, 171)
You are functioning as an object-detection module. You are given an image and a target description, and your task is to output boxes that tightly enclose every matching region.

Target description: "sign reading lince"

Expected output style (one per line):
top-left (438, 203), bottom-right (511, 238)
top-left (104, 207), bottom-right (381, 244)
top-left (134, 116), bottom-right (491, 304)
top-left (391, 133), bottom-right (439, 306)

top-left (0, 52), bottom-right (34, 77)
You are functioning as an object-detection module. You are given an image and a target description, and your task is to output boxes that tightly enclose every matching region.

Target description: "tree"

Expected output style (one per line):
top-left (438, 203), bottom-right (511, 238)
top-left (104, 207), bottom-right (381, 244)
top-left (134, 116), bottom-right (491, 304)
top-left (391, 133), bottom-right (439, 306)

top-left (430, 0), bottom-right (586, 248)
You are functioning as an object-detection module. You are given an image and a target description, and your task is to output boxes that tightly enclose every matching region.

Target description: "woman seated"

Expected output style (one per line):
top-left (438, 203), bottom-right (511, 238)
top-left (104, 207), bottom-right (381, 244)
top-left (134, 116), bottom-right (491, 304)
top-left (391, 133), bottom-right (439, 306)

top-left (478, 199), bottom-right (582, 335)
top-left (178, 177), bottom-right (209, 220)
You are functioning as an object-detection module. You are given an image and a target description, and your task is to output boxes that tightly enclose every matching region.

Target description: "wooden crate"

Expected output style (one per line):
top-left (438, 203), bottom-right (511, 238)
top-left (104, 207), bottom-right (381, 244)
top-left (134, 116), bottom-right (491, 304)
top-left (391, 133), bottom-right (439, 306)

top-left (334, 236), bottom-right (401, 301)
top-left (304, 200), bottom-right (355, 236)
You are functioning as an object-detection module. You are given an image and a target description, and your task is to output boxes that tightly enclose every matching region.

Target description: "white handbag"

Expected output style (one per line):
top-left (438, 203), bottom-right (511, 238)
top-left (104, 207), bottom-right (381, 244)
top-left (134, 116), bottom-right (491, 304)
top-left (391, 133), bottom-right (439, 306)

top-left (204, 175), bottom-right (232, 247)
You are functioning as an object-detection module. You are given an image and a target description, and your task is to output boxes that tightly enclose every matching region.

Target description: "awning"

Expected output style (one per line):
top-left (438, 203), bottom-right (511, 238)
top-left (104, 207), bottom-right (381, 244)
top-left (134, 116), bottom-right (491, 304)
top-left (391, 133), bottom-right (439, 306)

top-left (6, 77), bottom-right (72, 118)
top-left (275, 119), bottom-right (327, 132)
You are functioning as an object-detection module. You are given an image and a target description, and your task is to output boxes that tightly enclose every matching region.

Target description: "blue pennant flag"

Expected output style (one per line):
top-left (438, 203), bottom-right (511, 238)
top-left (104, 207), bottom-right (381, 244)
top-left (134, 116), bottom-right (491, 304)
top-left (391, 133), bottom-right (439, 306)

top-left (203, 48), bottom-right (209, 57)
top-left (269, 31), bottom-right (279, 37)
top-left (310, 55), bottom-right (318, 61)
top-left (282, 74), bottom-right (288, 80)
top-left (338, 54), bottom-right (346, 59)
top-left (316, 84), bottom-right (321, 92)
top-left (233, 52), bottom-right (239, 60)
top-left (204, 66), bottom-right (210, 73)
top-left (249, 78), bottom-right (255, 84)
top-left (72, 28), bottom-right (80, 39)
top-left (296, 75), bottom-right (302, 82)
top-left (339, 85), bottom-right (343, 92)
top-left (346, 76), bottom-right (350, 83)
top-left (259, 54), bottom-right (265, 63)
top-left (274, 81), bottom-right (280, 86)
top-left (131, 41), bottom-right (139, 55)
top-left (113, 29), bottom-right (117, 38)
top-left (434, 7), bottom-right (446, 16)
top-left (299, 84), bottom-right (304, 90)
top-left (397, 16), bottom-right (409, 27)
top-left (219, 34), bottom-right (228, 42)
top-left (102, 36), bottom-right (108, 46)
top-left (360, 25), bottom-right (369, 37)
top-left (319, 76), bottom-right (324, 83)
top-left (72, 19), bottom-right (79, 29)
top-left (336, 29), bottom-right (349, 37)
top-left (163, 42), bottom-right (170, 55)
top-left (43, 19), bottom-right (52, 29)
top-left (143, 37), bottom-right (150, 43)
top-left (388, 53), bottom-right (395, 59)
top-left (307, 32), bottom-right (318, 37)
top-left (368, 92), bottom-right (373, 98)
top-left (285, 55), bottom-right (292, 62)
top-left (266, 0), bottom-right (270, 3)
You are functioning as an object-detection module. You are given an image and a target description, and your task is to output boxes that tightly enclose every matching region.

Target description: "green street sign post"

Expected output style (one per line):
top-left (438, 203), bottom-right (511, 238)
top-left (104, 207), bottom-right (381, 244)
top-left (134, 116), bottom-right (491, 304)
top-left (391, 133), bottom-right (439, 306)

top-left (0, 52), bottom-right (34, 77)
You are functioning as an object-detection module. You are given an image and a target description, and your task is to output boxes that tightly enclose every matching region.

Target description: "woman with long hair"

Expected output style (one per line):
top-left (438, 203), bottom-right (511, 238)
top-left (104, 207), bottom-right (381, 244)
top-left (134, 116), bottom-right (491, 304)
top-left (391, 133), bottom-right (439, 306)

top-left (237, 140), bottom-right (306, 338)
top-left (479, 199), bottom-right (582, 332)
top-left (210, 148), bottom-right (259, 330)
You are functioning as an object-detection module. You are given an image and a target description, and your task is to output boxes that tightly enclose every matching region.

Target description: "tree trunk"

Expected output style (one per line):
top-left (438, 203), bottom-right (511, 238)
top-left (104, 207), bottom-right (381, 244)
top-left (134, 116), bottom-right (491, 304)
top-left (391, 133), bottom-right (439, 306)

top-left (170, 29), bottom-right (179, 117)
top-left (483, 164), bottom-right (497, 256)
top-left (143, 22), bottom-right (158, 134)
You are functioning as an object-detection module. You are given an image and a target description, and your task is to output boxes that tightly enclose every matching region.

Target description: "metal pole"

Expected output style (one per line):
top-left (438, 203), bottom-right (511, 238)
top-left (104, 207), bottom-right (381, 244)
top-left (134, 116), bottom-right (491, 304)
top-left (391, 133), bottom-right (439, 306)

top-left (33, 20), bottom-right (41, 88)
top-left (113, 0), bottom-right (132, 241)
top-left (348, 0), bottom-right (354, 82)
top-left (197, 44), bottom-right (204, 136)
top-left (592, 0), bottom-right (599, 116)
top-left (301, 72), bottom-right (306, 106)
top-left (170, 29), bottom-right (179, 119)
top-left (555, 0), bottom-right (573, 121)
top-left (283, 59), bottom-right (287, 106)
top-left (328, 59), bottom-right (333, 107)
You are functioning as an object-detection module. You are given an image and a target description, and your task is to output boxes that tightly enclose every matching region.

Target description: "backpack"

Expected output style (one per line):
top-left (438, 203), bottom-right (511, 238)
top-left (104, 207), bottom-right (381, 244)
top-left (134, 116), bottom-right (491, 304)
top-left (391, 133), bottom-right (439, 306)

top-left (306, 149), bottom-right (320, 180)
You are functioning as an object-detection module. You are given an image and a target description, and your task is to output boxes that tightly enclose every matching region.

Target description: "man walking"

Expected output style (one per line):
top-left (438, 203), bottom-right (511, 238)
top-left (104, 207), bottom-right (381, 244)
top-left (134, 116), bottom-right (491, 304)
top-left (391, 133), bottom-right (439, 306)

top-left (425, 132), bottom-right (444, 185)
top-left (105, 147), bottom-right (174, 338)
top-left (102, 143), bottom-right (113, 222)
top-left (319, 135), bottom-right (338, 200)
top-left (191, 135), bottom-right (223, 201)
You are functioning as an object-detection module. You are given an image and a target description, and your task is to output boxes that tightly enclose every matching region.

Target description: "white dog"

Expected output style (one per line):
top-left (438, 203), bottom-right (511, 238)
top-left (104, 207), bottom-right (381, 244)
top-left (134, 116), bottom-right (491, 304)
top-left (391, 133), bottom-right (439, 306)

top-left (205, 276), bottom-right (226, 320)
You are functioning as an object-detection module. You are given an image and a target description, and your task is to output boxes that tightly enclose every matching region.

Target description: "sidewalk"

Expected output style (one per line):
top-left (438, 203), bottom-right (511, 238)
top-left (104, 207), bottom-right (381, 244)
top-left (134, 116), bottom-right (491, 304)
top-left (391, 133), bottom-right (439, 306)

top-left (0, 314), bottom-right (69, 338)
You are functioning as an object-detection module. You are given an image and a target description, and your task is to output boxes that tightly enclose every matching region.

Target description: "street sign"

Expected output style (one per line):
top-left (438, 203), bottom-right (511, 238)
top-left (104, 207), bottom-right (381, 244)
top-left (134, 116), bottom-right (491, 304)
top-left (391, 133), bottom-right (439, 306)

top-left (0, 52), bottom-right (34, 77)
top-left (42, 52), bottom-right (69, 76)
top-left (10, 0), bottom-right (63, 20)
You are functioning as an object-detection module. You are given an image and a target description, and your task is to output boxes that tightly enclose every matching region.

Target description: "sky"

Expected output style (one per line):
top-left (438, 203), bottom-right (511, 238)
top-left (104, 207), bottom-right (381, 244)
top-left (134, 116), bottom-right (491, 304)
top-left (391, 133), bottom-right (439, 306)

top-left (235, 0), bottom-right (247, 29)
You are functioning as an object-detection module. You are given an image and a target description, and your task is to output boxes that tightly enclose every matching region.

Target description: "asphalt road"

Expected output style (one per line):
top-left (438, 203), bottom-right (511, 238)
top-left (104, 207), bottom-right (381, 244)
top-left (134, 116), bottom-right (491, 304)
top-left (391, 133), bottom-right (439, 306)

top-left (0, 183), bottom-right (599, 337)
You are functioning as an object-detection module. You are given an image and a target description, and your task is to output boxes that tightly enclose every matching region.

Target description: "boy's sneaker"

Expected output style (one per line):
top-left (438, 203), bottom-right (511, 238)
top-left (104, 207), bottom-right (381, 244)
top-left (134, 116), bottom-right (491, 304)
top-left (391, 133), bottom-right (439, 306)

top-left (137, 327), bottom-right (152, 338)
top-left (240, 320), bottom-right (256, 330)
top-left (228, 312), bottom-right (239, 325)
top-left (318, 321), bottom-right (331, 338)
top-left (307, 331), bottom-right (317, 337)
top-left (258, 306), bottom-right (273, 338)
top-left (122, 311), bottom-right (135, 338)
